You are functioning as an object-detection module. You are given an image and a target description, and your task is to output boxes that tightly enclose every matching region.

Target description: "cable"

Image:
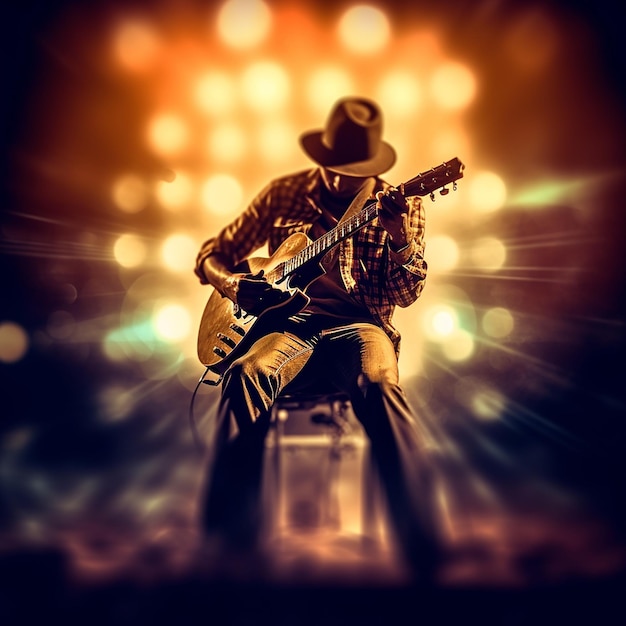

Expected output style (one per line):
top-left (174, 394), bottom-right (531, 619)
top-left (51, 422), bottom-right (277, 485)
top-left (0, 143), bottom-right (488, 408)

top-left (188, 366), bottom-right (211, 454)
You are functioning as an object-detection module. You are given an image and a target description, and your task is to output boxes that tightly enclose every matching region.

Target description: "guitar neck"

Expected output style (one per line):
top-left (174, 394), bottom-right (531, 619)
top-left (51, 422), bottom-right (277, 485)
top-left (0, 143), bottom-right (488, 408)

top-left (267, 157), bottom-right (464, 283)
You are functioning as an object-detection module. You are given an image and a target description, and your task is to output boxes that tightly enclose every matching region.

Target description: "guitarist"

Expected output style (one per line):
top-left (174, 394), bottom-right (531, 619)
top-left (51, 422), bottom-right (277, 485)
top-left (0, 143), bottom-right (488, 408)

top-left (194, 97), bottom-right (442, 580)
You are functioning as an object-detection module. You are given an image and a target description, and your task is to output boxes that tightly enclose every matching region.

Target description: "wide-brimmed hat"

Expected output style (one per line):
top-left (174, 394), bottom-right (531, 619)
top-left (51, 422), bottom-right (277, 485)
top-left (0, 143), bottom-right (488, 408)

top-left (299, 96), bottom-right (396, 177)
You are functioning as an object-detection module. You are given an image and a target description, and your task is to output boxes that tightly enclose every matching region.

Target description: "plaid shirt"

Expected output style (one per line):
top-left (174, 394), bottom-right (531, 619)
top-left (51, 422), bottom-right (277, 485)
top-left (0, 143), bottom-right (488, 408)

top-left (195, 168), bottom-right (427, 357)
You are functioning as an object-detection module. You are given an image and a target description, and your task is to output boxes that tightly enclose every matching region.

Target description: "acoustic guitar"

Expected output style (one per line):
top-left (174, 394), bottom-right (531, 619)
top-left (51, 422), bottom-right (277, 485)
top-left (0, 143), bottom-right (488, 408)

top-left (197, 157), bottom-right (465, 384)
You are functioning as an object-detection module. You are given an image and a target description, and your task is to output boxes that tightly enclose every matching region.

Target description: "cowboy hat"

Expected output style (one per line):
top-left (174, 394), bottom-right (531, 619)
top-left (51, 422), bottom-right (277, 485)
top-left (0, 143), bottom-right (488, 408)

top-left (299, 96), bottom-right (396, 177)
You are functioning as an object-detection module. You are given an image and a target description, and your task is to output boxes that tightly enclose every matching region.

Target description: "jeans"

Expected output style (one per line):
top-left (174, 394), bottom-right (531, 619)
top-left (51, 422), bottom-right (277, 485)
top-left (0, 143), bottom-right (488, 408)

top-left (200, 317), bottom-right (441, 572)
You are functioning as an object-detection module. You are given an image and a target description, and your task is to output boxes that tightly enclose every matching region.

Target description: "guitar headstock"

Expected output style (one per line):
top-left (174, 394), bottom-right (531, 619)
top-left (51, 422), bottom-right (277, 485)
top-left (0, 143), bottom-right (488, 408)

top-left (401, 157), bottom-right (465, 199)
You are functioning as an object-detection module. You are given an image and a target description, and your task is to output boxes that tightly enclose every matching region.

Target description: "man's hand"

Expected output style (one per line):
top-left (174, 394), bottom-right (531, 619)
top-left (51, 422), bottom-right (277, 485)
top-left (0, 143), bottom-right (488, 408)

top-left (222, 270), bottom-right (285, 316)
top-left (376, 188), bottom-right (410, 250)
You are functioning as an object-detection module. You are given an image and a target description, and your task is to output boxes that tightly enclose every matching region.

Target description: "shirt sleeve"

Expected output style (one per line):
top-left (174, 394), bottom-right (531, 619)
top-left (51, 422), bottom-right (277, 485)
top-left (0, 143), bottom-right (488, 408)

top-left (383, 195), bottom-right (428, 307)
top-left (194, 183), bottom-right (274, 284)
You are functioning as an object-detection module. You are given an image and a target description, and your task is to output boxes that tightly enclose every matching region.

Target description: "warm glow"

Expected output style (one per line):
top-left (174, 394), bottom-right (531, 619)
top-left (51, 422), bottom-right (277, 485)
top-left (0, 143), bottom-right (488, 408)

top-left (161, 234), bottom-right (197, 272)
top-left (376, 71), bottom-right (422, 118)
top-left (306, 67), bottom-right (356, 116)
top-left (426, 235), bottom-right (459, 272)
top-left (207, 122), bottom-right (248, 163)
top-left (338, 5), bottom-right (391, 55)
top-left (470, 237), bottom-right (507, 271)
top-left (147, 114), bottom-right (189, 156)
top-left (469, 171), bottom-right (507, 212)
top-left (112, 175), bottom-right (148, 213)
top-left (155, 172), bottom-right (193, 211)
top-left (482, 307), bottom-right (515, 338)
top-left (216, 0), bottom-right (272, 50)
top-left (441, 329), bottom-right (475, 361)
top-left (114, 20), bottom-right (159, 72)
top-left (241, 61), bottom-right (291, 113)
top-left (423, 305), bottom-right (459, 340)
top-left (194, 71), bottom-right (237, 116)
top-left (430, 62), bottom-right (477, 110)
top-left (153, 304), bottom-right (192, 342)
top-left (113, 234), bottom-right (147, 268)
top-left (201, 174), bottom-right (244, 215)
top-left (256, 120), bottom-right (297, 162)
top-left (0, 321), bottom-right (29, 363)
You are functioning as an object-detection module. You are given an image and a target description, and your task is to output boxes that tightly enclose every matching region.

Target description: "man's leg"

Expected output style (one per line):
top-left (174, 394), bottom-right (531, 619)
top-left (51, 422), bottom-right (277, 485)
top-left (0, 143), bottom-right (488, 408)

top-left (200, 331), bottom-right (317, 550)
top-left (319, 323), bottom-right (442, 577)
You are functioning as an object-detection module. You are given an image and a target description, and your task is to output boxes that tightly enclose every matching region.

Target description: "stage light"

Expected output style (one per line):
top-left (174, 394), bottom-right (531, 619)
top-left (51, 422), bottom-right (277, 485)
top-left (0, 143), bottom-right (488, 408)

top-left (113, 234), bottom-right (147, 268)
top-left (155, 172), bottom-right (193, 211)
top-left (426, 235), bottom-right (460, 273)
top-left (376, 71), bottom-right (422, 118)
top-left (306, 67), bottom-right (356, 116)
top-left (201, 174), bottom-right (244, 215)
top-left (338, 5), bottom-right (390, 55)
top-left (441, 328), bottom-right (474, 361)
top-left (114, 19), bottom-right (159, 72)
top-left (153, 304), bottom-right (191, 342)
top-left (482, 307), bottom-right (514, 338)
top-left (0, 321), bottom-right (29, 363)
top-left (430, 61), bottom-right (477, 111)
top-left (194, 71), bottom-right (237, 116)
top-left (470, 237), bottom-right (507, 271)
top-left (216, 0), bottom-right (272, 50)
top-left (147, 113), bottom-right (189, 156)
top-left (112, 174), bottom-right (149, 213)
top-left (241, 61), bottom-right (290, 113)
top-left (161, 234), bottom-right (197, 272)
top-left (207, 122), bottom-right (248, 163)
top-left (468, 171), bottom-right (507, 212)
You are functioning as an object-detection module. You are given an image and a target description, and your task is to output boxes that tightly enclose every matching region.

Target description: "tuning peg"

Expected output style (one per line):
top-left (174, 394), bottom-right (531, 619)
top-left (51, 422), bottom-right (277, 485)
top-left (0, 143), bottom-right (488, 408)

top-left (440, 187), bottom-right (449, 196)
top-left (430, 192), bottom-right (435, 202)
top-left (453, 181), bottom-right (458, 191)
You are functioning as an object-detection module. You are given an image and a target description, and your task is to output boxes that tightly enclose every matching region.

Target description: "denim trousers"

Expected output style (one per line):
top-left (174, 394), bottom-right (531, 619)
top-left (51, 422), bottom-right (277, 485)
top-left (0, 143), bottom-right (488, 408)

top-left (200, 318), bottom-right (441, 571)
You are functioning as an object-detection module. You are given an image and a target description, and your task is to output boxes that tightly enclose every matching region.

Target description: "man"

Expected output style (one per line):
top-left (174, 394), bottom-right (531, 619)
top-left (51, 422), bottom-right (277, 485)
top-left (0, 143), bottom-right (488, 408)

top-left (194, 96), bottom-right (441, 579)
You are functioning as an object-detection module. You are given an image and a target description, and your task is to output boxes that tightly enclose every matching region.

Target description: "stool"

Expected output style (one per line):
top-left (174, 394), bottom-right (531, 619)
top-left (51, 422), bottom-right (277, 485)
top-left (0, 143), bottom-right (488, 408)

top-left (262, 392), bottom-right (384, 543)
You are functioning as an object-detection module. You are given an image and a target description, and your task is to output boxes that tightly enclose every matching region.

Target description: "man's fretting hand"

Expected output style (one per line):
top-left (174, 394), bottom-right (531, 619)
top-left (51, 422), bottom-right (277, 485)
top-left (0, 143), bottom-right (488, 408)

top-left (376, 188), bottom-right (410, 251)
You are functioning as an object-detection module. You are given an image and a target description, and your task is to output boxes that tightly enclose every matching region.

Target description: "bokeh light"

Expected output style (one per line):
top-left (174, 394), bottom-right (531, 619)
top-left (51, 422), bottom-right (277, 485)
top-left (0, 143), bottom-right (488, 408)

top-left (426, 235), bottom-right (460, 273)
top-left (113, 234), bottom-right (148, 268)
top-left (256, 120), bottom-right (297, 163)
top-left (194, 71), bottom-right (237, 116)
top-left (482, 307), bottom-right (515, 338)
top-left (241, 61), bottom-right (291, 113)
top-left (147, 113), bottom-right (189, 156)
top-left (338, 5), bottom-right (391, 55)
top-left (161, 234), bottom-right (197, 273)
top-left (153, 304), bottom-right (192, 342)
top-left (113, 19), bottom-right (160, 72)
top-left (207, 122), bottom-right (248, 163)
top-left (0, 321), bottom-right (29, 363)
top-left (155, 173), bottom-right (193, 211)
top-left (430, 62), bottom-right (477, 111)
top-left (441, 328), bottom-right (475, 361)
top-left (468, 171), bottom-right (507, 212)
top-left (376, 71), bottom-right (422, 118)
top-left (201, 174), bottom-right (244, 215)
top-left (423, 304), bottom-right (459, 341)
top-left (216, 0), bottom-right (272, 50)
top-left (112, 175), bottom-right (149, 213)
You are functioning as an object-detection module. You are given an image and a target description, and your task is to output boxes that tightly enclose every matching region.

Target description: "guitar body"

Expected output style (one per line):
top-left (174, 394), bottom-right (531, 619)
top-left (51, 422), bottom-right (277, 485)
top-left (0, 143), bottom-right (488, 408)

top-left (197, 232), bottom-right (320, 375)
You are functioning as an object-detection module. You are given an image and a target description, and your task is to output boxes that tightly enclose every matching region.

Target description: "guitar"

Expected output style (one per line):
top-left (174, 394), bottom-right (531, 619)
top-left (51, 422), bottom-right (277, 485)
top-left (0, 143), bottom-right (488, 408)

top-left (197, 157), bottom-right (465, 383)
